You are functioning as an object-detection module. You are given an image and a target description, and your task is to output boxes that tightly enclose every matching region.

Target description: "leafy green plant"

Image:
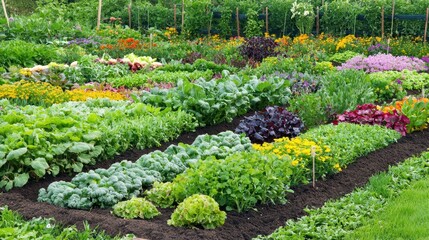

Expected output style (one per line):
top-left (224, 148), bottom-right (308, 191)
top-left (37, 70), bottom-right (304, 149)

top-left (167, 194), bottom-right (226, 229)
top-left (112, 197), bottom-right (160, 220)
top-left (301, 123), bottom-right (401, 166)
top-left (38, 131), bottom-right (251, 209)
top-left (145, 182), bottom-right (175, 208)
top-left (0, 40), bottom-right (60, 68)
top-left (244, 9), bottom-right (262, 37)
top-left (256, 150), bottom-right (429, 240)
top-left (1, 99), bottom-right (196, 191)
top-left (170, 151), bottom-right (293, 212)
top-left (0, 206), bottom-right (133, 240)
top-left (328, 51), bottom-right (361, 64)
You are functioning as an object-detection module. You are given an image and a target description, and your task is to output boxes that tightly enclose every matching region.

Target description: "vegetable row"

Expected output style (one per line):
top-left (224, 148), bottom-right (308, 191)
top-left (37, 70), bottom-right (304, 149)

top-left (0, 99), bottom-right (195, 190)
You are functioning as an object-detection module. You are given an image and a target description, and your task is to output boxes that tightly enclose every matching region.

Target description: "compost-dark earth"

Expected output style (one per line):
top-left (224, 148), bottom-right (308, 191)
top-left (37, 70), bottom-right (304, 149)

top-left (1, 119), bottom-right (429, 240)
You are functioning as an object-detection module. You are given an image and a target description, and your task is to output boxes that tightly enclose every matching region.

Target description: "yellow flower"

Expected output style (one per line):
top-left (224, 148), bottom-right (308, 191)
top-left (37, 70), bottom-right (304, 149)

top-left (291, 160), bottom-right (299, 166)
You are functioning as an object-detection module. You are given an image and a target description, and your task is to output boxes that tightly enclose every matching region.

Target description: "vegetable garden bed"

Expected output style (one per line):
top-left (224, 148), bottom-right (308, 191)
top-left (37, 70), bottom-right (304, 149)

top-left (1, 118), bottom-right (429, 240)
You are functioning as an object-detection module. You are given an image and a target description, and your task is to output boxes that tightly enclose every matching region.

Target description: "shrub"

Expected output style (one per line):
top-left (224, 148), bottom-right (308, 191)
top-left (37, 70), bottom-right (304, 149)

top-left (240, 37), bottom-right (278, 62)
top-left (112, 197), bottom-right (160, 220)
top-left (235, 106), bottom-right (304, 143)
top-left (168, 194), bottom-right (226, 229)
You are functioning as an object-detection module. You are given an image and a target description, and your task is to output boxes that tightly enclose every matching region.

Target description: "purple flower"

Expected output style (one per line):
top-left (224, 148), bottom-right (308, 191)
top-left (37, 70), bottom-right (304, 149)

top-left (421, 56), bottom-right (429, 63)
top-left (395, 78), bottom-right (402, 85)
top-left (337, 54), bottom-right (427, 73)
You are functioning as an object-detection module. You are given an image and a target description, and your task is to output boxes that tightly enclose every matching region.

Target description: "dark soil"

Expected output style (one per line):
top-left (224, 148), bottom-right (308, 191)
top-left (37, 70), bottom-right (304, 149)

top-left (2, 119), bottom-right (429, 240)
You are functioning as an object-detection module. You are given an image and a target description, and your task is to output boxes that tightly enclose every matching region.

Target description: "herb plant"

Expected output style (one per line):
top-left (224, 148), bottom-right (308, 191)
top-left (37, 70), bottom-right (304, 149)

top-left (239, 37), bottom-right (278, 62)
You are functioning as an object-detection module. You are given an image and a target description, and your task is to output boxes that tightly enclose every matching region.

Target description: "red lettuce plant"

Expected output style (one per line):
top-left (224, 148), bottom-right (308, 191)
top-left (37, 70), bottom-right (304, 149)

top-left (334, 104), bottom-right (409, 136)
top-left (235, 106), bottom-right (304, 143)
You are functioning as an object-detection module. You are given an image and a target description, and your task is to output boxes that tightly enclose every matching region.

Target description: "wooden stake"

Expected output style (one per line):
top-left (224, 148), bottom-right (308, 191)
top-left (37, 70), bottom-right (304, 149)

top-left (236, 7), bottom-right (240, 37)
top-left (208, 11), bottom-right (213, 37)
top-left (174, 4), bottom-right (177, 30)
top-left (381, 6), bottom-right (385, 39)
top-left (390, 0), bottom-right (395, 37)
top-left (424, 8), bottom-right (428, 43)
top-left (1, 0), bottom-right (8, 27)
top-left (265, 7), bottom-right (269, 34)
top-left (311, 146), bottom-right (316, 188)
top-left (97, 0), bottom-right (102, 30)
top-left (316, 7), bottom-right (320, 35)
top-left (181, 0), bottom-right (184, 34)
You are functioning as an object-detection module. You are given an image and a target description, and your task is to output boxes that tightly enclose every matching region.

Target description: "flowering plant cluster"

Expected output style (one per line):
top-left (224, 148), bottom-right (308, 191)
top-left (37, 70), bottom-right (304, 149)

top-left (338, 54), bottom-right (428, 73)
top-left (0, 80), bottom-right (127, 106)
top-left (290, 1), bottom-right (315, 35)
top-left (334, 104), bottom-right (409, 136)
top-left (252, 137), bottom-right (337, 185)
top-left (382, 97), bottom-right (429, 132)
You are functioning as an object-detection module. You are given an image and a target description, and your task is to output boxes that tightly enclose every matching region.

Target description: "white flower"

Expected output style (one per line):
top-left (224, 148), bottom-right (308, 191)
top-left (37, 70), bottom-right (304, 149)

top-left (304, 10), bottom-right (309, 16)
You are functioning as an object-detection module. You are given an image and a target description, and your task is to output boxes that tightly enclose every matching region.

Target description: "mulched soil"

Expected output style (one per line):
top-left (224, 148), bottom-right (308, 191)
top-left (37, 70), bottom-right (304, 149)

top-left (2, 116), bottom-right (429, 240)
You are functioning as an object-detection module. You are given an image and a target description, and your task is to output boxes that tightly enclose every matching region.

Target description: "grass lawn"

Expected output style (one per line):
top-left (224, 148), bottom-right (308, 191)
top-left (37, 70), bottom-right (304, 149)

top-left (346, 177), bottom-right (429, 240)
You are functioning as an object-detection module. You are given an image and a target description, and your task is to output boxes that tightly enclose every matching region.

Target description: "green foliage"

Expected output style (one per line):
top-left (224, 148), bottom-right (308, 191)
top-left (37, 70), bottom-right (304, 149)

top-left (107, 70), bottom-right (214, 88)
top-left (256, 150), bottom-right (429, 240)
top-left (183, 0), bottom-right (212, 38)
top-left (145, 182), bottom-right (175, 208)
top-left (370, 75), bottom-right (406, 102)
top-left (301, 123), bottom-right (401, 166)
top-left (400, 98), bottom-right (429, 132)
top-left (329, 51), bottom-right (361, 63)
top-left (368, 70), bottom-right (429, 91)
top-left (1, 99), bottom-right (196, 191)
top-left (138, 72), bottom-right (291, 126)
top-left (170, 151), bottom-right (293, 212)
top-left (290, 70), bottom-right (375, 128)
top-left (112, 197), bottom-right (160, 220)
top-left (244, 9), bottom-right (262, 38)
top-left (346, 178), bottom-right (429, 239)
top-left (0, 40), bottom-right (60, 68)
top-left (168, 194), bottom-right (226, 229)
top-left (262, 0), bottom-right (295, 36)
top-left (321, 0), bottom-right (362, 36)
top-left (0, 206), bottom-right (133, 240)
top-left (38, 131), bottom-right (251, 209)
top-left (218, 6), bottom-right (233, 38)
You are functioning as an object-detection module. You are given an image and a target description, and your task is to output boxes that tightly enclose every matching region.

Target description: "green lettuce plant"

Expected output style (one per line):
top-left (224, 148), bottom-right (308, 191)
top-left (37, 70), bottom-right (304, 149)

top-left (112, 197), bottom-right (160, 220)
top-left (168, 194), bottom-right (226, 229)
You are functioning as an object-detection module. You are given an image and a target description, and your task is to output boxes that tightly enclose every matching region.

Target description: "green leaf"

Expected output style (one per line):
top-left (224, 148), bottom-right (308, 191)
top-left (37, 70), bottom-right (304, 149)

top-left (6, 147), bottom-right (28, 161)
top-left (69, 142), bottom-right (93, 154)
top-left (72, 162), bottom-right (83, 172)
top-left (31, 158), bottom-right (49, 177)
top-left (52, 143), bottom-right (72, 155)
top-left (13, 173), bottom-right (29, 188)
top-left (50, 165), bottom-right (60, 176)
top-left (78, 154), bottom-right (92, 164)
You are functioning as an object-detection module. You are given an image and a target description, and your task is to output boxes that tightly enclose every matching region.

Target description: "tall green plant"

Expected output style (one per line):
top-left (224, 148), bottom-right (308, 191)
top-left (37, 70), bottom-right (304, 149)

top-left (244, 8), bottom-right (262, 37)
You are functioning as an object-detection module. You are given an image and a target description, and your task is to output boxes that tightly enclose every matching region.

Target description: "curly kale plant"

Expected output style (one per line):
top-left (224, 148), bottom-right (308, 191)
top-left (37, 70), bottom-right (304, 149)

top-left (235, 106), bottom-right (304, 143)
top-left (239, 37), bottom-right (278, 62)
top-left (112, 197), bottom-right (160, 219)
top-left (167, 194), bottom-right (226, 229)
